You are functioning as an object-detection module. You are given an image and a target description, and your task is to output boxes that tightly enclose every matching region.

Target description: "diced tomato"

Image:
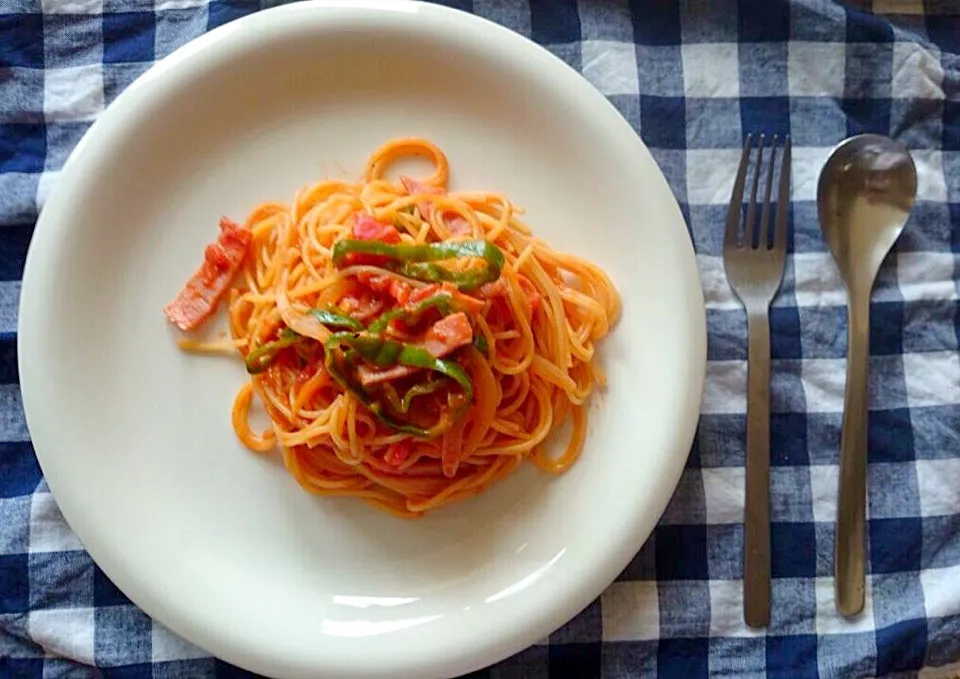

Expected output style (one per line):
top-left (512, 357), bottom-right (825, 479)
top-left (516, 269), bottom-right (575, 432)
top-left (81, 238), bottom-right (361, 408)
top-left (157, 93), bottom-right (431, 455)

top-left (338, 294), bottom-right (386, 321)
top-left (163, 217), bottom-right (251, 331)
top-left (391, 318), bottom-right (413, 334)
top-left (517, 275), bottom-right (543, 313)
top-left (384, 440), bottom-right (413, 466)
top-left (407, 283), bottom-right (441, 305)
top-left (405, 283), bottom-right (484, 314)
top-left (383, 284), bottom-right (442, 335)
top-left (475, 276), bottom-right (540, 315)
top-left (388, 279), bottom-right (413, 305)
top-left (357, 273), bottom-right (413, 306)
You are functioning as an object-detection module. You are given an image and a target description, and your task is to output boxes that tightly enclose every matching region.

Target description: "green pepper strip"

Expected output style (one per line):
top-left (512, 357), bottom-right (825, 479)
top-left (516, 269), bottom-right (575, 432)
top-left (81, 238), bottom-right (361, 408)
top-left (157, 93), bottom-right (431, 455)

top-left (310, 308), bottom-right (364, 331)
top-left (245, 328), bottom-right (300, 375)
top-left (245, 309), bottom-right (360, 374)
top-left (381, 383), bottom-right (405, 414)
top-left (473, 333), bottom-right (489, 356)
top-left (323, 332), bottom-right (474, 437)
top-left (366, 294), bottom-right (457, 335)
top-left (331, 239), bottom-right (504, 291)
top-left (382, 378), bottom-right (450, 414)
top-left (400, 379), bottom-right (450, 413)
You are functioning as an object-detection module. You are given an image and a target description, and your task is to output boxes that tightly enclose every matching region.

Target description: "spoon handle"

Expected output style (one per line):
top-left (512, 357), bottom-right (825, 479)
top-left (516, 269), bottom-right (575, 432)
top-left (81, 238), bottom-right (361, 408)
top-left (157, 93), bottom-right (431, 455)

top-left (835, 294), bottom-right (871, 616)
top-left (744, 308), bottom-right (771, 627)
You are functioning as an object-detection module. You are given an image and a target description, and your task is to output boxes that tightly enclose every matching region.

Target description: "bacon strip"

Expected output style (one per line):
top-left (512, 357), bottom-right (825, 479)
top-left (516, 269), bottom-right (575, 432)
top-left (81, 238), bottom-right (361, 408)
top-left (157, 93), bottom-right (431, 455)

top-left (353, 213), bottom-right (401, 244)
top-left (340, 214), bottom-right (402, 268)
top-left (418, 311), bottom-right (473, 357)
top-left (163, 217), bottom-right (250, 331)
top-left (358, 273), bottom-right (413, 306)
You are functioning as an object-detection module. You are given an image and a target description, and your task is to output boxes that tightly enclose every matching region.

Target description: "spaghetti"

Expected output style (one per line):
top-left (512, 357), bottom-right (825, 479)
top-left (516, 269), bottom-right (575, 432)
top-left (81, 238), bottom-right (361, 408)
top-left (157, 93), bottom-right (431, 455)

top-left (165, 138), bottom-right (620, 517)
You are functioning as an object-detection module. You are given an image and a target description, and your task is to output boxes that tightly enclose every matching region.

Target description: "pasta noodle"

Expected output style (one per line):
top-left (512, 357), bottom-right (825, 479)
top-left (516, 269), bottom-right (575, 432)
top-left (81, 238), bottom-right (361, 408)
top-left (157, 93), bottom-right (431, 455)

top-left (166, 138), bottom-right (620, 518)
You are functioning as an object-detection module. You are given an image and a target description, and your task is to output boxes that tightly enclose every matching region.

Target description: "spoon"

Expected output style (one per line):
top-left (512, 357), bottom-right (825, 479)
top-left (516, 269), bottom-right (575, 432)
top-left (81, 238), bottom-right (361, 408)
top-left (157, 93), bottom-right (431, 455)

top-left (817, 134), bottom-right (917, 617)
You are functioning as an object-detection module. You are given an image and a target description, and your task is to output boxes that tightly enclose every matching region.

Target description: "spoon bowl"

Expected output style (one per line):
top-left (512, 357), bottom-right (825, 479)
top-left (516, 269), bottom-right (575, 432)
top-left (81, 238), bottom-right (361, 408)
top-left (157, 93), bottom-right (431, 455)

top-left (816, 133), bottom-right (917, 617)
top-left (818, 134), bottom-right (918, 293)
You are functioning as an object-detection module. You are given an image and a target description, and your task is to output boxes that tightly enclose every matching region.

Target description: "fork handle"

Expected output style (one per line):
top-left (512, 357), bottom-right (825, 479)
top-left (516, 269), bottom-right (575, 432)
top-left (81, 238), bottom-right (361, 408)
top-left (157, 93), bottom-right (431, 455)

top-left (744, 308), bottom-right (771, 628)
top-left (835, 295), bottom-right (871, 617)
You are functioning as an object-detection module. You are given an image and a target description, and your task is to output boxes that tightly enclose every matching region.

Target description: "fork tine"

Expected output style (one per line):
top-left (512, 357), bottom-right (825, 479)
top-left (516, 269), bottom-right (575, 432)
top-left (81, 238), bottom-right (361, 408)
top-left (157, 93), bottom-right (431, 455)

top-left (758, 136), bottom-right (778, 250)
top-left (773, 136), bottom-right (792, 251)
top-left (744, 135), bottom-right (765, 249)
top-left (725, 135), bottom-right (753, 248)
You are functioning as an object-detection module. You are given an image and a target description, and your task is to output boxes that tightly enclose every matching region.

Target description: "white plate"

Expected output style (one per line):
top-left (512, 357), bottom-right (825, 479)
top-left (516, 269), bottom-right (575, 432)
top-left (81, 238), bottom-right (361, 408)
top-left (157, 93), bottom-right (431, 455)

top-left (18, 2), bottom-right (706, 678)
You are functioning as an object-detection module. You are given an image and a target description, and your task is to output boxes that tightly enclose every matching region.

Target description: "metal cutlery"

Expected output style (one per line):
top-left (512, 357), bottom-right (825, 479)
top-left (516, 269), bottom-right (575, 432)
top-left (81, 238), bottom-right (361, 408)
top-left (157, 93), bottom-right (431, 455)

top-left (816, 134), bottom-right (917, 617)
top-left (722, 134), bottom-right (792, 628)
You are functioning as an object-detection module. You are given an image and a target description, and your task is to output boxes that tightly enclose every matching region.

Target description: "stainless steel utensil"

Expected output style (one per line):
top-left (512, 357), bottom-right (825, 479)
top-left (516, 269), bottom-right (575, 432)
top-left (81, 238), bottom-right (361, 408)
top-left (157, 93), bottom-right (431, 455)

top-left (816, 134), bottom-right (917, 617)
top-left (723, 134), bottom-right (792, 628)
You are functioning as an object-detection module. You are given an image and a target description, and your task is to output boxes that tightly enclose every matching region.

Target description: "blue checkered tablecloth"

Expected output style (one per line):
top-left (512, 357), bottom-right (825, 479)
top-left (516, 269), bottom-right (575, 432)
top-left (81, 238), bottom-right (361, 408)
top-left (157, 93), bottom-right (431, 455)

top-left (2, 0), bottom-right (960, 677)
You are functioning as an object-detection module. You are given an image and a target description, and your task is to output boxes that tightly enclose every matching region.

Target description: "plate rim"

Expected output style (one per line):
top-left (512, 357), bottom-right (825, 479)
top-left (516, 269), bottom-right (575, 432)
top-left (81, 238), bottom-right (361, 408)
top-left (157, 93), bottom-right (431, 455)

top-left (17, 2), bottom-right (708, 677)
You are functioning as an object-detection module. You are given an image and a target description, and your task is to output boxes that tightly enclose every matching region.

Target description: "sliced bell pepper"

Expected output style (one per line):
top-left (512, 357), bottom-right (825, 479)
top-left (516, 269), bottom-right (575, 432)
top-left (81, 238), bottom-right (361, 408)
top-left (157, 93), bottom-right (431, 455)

top-left (366, 294), bottom-right (457, 334)
top-left (331, 239), bottom-right (504, 291)
top-left (309, 308), bottom-right (365, 331)
top-left (245, 328), bottom-right (301, 374)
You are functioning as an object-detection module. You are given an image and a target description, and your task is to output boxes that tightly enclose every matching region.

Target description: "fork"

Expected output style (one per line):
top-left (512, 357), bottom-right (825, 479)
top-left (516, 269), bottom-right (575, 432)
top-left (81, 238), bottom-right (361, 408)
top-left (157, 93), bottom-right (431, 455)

top-left (722, 134), bottom-right (791, 628)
